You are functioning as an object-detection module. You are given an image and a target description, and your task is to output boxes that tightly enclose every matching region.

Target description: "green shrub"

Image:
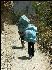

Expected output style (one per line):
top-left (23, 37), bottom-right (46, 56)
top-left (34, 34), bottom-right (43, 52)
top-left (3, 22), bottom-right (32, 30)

top-left (31, 1), bottom-right (52, 54)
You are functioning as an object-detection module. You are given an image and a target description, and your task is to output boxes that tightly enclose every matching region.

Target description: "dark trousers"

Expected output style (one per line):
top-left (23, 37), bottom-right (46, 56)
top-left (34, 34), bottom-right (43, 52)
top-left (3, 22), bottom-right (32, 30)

top-left (28, 42), bottom-right (34, 56)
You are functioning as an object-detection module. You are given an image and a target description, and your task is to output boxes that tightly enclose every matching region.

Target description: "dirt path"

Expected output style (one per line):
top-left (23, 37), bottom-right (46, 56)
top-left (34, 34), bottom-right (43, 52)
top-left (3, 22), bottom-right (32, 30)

top-left (1, 23), bottom-right (52, 70)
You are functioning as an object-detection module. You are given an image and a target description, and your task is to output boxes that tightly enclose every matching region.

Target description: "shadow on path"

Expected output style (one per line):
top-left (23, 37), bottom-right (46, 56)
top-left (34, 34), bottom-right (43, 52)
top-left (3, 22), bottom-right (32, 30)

top-left (18, 56), bottom-right (30, 60)
top-left (12, 46), bottom-right (23, 49)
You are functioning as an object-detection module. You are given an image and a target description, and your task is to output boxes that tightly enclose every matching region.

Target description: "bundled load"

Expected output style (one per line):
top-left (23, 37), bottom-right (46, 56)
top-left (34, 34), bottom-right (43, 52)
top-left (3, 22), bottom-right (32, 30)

top-left (24, 24), bottom-right (37, 43)
top-left (18, 15), bottom-right (30, 36)
top-left (19, 15), bottom-right (30, 25)
top-left (26, 24), bottom-right (37, 31)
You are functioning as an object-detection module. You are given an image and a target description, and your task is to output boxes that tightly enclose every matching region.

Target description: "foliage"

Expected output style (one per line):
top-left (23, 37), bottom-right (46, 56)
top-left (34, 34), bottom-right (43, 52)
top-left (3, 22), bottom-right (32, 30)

top-left (1, 1), bottom-right (14, 31)
top-left (26, 5), bottom-right (29, 14)
top-left (31, 1), bottom-right (52, 54)
top-left (1, 1), bottom-right (13, 22)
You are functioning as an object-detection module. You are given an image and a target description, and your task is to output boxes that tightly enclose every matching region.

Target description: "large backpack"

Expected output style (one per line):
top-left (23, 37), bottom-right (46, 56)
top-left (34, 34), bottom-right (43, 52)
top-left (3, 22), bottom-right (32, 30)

top-left (24, 24), bottom-right (37, 43)
top-left (24, 30), bottom-right (37, 43)
top-left (26, 24), bottom-right (37, 31)
top-left (18, 15), bottom-right (30, 36)
top-left (19, 15), bottom-right (30, 25)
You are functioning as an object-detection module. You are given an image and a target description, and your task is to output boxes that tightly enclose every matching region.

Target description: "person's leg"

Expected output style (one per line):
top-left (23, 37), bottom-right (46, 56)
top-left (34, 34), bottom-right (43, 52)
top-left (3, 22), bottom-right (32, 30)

top-left (28, 42), bottom-right (31, 54)
top-left (21, 42), bottom-right (24, 48)
top-left (28, 42), bottom-right (32, 58)
top-left (32, 43), bottom-right (34, 57)
top-left (21, 36), bottom-right (25, 48)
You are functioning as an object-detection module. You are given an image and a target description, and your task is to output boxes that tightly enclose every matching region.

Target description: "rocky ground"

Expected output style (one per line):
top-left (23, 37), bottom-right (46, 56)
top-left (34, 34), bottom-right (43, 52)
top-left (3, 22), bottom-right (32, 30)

top-left (1, 23), bottom-right (52, 70)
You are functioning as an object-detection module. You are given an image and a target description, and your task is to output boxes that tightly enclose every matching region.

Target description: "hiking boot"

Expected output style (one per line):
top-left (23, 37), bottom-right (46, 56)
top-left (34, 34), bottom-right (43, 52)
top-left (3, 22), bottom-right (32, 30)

top-left (29, 55), bottom-right (32, 59)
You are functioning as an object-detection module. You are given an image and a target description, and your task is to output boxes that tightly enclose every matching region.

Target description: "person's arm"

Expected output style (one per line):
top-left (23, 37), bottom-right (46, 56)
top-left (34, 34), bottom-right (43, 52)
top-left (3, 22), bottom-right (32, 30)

top-left (24, 32), bottom-right (26, 35)
top-left (36, 32), bottom-right (39, 33)
top-left (36, 32), bottom-right (39, 35)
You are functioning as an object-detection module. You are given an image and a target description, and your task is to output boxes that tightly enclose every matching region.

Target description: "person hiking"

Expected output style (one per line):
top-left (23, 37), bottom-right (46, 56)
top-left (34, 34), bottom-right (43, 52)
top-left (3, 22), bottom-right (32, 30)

top-left (28, 41), bottom-right (34, 58)
top-left (28, 31), bottom-right (38, 59)
top-left (18, 15), bottom-right (30, 48)
top-left (27, 30), bottom-right (35, 59)
top-left (24, 24), bottom-right (38, 59)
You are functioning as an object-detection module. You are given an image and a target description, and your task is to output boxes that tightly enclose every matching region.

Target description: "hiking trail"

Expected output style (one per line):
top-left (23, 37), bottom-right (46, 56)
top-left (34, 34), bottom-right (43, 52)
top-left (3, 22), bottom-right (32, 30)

top-left (1, 23), bottom-right (52, 70)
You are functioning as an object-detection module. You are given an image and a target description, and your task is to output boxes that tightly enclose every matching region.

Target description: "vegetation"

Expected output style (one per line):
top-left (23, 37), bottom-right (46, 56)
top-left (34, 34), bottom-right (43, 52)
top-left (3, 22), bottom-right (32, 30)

top-left (1, 1), bottom-right (13, 31)
top-left (31, 1), bottom-right (52, 54)
top-left (1, 1), bottom-right (22, 32)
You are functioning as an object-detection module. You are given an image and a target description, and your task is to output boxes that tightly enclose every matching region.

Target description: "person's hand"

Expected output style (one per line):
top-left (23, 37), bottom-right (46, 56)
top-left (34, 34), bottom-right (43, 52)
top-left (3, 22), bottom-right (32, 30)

top-left (24, 32), bottom-right (26, 35)
top-left (36, 32), bottom-right (39, 33)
